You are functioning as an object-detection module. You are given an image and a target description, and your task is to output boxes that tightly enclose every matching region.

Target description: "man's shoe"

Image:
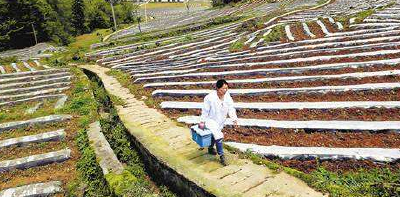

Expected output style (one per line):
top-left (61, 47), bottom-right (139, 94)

top-left (208, 147), bottom-right (217, 155)
top-left (220, 155), bottom-right (228, 166)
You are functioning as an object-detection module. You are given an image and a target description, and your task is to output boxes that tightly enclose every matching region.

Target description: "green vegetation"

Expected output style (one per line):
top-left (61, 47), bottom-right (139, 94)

top-left (72, 0), bottom-right (85, 35)
top-left (353, 9), bottom-right (375, 23)
top-left (317, 0), bottom-right (329, 5)
top-left (225, 146), bottom-right (400, 197)
top-left (42, 28), bottom-right (111, 67)
top-left (73, 127), bottom-right (114, 196)
top-left (237, 18), bottom-right (265, 32)
top-left (0, 0), bottom-right (138, 51)
top-left (335, 8), bottom-right (377, 30)
top-left (229, 38), bottom-right (246, 52)
top-left (263, 24), bottom-right (284, 43)
top-left (0, 56), bottom-right (18, 65)
top-left (57, 68), bottom-right (98, 127)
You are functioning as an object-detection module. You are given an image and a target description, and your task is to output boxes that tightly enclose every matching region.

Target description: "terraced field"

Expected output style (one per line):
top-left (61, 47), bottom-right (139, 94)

top-left (0, 63), bottom-right (77, 196)
top-left (91, 0), bottom-right (400, 174)
top-left (0, 43), bottom-right (57, 60)
top-left (3, 0), bottom-right (400, 195)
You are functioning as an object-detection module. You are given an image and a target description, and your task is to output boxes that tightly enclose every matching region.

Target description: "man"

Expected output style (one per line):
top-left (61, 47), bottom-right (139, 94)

top-left (199, 79), bottom-right (238, 166)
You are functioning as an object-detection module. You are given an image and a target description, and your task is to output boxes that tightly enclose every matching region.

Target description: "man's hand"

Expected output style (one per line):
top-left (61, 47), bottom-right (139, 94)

top-left (199, 122), bottom-right (205, 130)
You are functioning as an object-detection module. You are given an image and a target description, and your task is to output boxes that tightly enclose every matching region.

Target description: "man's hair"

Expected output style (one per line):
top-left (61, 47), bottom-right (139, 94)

top-left (216, 79), bottom-right (228, 89)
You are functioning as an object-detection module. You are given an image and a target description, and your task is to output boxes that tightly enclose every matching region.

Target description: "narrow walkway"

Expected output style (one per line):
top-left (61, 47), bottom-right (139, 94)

top-left (80, 64), bottom-right (326, 197)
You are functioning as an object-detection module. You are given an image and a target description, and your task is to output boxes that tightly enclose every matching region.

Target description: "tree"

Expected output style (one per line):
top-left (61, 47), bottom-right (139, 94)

top-left (72, 0), bottom-right (85, 34)
top-left (105, 0), bottom-right (120, 31)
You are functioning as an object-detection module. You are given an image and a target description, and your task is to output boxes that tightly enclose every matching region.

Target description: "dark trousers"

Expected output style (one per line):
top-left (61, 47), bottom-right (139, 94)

top-left (209, 136), bottom-right (224, 156)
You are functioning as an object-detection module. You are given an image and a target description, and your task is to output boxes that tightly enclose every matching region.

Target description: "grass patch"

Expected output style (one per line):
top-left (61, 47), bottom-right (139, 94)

top-left (0, 56), bottom-right (18, 65)
top-left (0, 101), bottom-right (55, 123)
top-left (70, 29), bottom-right (111, 51)
top-left (109, 94), bottom-right (127, 106)
top-left (229, 38), bottom-right (247, 52)
top-left (335, 8), bottom-right (378, 30)
top-left (57, 67), bottom-right (99, 127)
top-left (316, 0), bottom-right (329, 5)
top-left (225, 146), bottom-right (400, 197)
top-left (42, 28), bottom-right (112, 67)
top-left (263, 24), bottom-right (284, 43)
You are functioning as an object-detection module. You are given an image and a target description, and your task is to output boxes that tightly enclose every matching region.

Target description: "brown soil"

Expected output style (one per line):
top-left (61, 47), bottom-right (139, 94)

top-left (321, 18), bottom-right (338, 34)
top-left (139, 64), bottom-right (400, 83)
top-left (0, 141), bottom-right (66, 160)
top-left (157, 88), bottom-right (400, 103)
top-left (162, 107), bottom-right (400, 121)
top-left (0, 150), bottom-right (78, 191)
top-left (145, 75), bottom-right (400, 90)
top-left (307, 21), bottom-right (325, 38)
top-left (28, 61), bottom-right (43, 70)
top-left (203, 46), bottom-right (400, 71)
top-left (0, 115), bottom-right (80, 192)
top-left (290, 23), bottom-right (310, 41)
top-left (223, 127), bottom-right (400, 148)
top-left (231, 88), bottom-right (400, 102)
top-left (3, 64), bottom-right (14, 74)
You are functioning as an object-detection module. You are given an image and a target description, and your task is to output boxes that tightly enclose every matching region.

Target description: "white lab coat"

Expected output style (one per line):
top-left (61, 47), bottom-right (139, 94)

top-left (200, 90), bottom-right (238, 140)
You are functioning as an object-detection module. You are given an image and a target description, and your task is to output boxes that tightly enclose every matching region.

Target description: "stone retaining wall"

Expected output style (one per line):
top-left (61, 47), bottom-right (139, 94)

top-left (82, 68), bottom-right (215, 197)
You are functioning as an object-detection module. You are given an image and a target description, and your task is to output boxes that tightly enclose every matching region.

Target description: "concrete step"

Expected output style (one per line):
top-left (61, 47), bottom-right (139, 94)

top-left (0, 148), bottom-right (71, 172)
top-left (0, 87), bottom-right (70, 103)
top-left (0, 68), bottom-right (69, 80)
top-left (0, 72), bottom-right (71, 85)
top-left (0, 94), bottom-right (67, 107)
top-left (0, 115), bottom-right (72, 133)
top-left (0, 82), bottom-right (71, 96)
top-left (0, 129), bottom-right (65, 149)
top-left (0, 181), bottom-right (63, 197)
top-left (0, 76), bottom-right (72, 91)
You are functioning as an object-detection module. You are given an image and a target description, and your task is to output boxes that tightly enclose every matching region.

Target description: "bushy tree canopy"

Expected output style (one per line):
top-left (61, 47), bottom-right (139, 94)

top-left (0, 0), bottom-right (137, 51)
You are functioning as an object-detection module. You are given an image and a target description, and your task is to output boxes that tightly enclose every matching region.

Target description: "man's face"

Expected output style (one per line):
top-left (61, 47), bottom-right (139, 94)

top-left (217, 84), bottom-right (228, 96)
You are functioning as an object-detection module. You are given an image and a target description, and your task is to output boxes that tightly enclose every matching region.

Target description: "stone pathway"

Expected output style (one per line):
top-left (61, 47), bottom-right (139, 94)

top-left (80, 64), bottom-right (326, 197)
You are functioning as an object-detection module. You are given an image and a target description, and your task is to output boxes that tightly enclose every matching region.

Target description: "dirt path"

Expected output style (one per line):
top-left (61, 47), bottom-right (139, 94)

top-left (79, 64), bottom-right (326, 197)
